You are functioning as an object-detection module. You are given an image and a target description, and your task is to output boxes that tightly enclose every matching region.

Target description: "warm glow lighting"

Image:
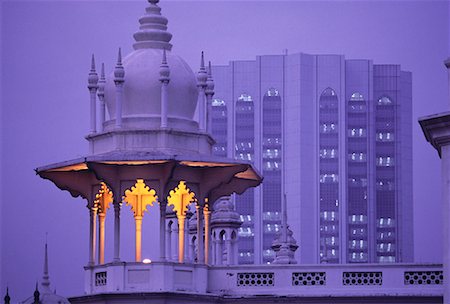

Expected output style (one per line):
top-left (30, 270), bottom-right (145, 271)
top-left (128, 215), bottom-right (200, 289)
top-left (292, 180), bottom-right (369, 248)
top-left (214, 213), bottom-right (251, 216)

top-left (101, 160), bottom-right (168, 165)
top-left (142, 258), bottom-right (152, 264)
top-left (47, 163), bottom-right (88, 172)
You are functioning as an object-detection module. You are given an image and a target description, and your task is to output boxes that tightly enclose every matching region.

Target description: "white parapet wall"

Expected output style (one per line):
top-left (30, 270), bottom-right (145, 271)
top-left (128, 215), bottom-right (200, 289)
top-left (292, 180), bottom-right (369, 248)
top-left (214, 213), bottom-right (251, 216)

top-left (207, 263), bottom-right (443, 298)
top-left (85, 261), bottom-right (442, 299)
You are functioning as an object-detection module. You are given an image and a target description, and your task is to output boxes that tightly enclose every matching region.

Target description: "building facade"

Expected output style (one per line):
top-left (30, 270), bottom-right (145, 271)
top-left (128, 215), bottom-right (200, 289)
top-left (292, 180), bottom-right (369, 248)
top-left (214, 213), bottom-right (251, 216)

top-left (211, 55), bottom-right (413, 265)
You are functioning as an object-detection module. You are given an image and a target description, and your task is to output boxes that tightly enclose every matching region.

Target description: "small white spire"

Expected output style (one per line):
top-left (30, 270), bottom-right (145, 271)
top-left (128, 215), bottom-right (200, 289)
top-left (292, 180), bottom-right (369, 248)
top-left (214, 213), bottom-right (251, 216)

top-left (98, 63), bottom-right (106, 93)
top-left (114, 48), bottom-right (125, 83)
top-left (41, 238), bottom-right (52, 292)
top-left (87, 54), bottom-right (99, 89)
top-left (206, 61), bottom-right (215, 97)
top-left (197, 51), bottom-right (207, 88)
top-left (159, 49), bottom-right (170, 83)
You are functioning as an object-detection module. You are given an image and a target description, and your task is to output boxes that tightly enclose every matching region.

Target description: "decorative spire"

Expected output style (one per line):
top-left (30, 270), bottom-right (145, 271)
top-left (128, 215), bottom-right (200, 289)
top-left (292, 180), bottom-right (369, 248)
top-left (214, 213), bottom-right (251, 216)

top-left (87, 54), bottom-right (99, 89)
top-left (205, 61), bottom-right (215, 97)
top-left (159, 49), bottom-right (170, 83)
top-left (41, 240), bottom-right (51, 292)
top-left (33, 282), bottom-right (40, 304)
top-left (133, 0), bottom-right (173, 50)
top-left (271, 194), bottom-right (298, 264)
top-left (4, 287), bottom-right (10, 304)
top-left (114, 48), bottom-right (125, 83)
top-left (197, 52), bottom-right (207, 88)
top-left (98, 63), bottom-right (106, 92)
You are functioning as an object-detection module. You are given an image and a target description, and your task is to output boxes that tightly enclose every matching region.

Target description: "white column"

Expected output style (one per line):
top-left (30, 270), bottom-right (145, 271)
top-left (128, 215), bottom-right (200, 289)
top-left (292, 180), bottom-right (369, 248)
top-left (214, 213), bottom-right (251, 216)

top-left (115, 83), bottom-right (123, 128)
top-left (172, 220), bottom-right (179, 261)
top-left (98, 212), bottom-right (106, 264)
top-left (178, 215), bottom-right (186, 263)
top-left (98, 63), bottom-right (106, 132)
top-left (114, 48), bottom-right (124, 129)
top-left (89, 88), bottom-right (97, 134)
top-left (226, 237), bottom-right (232, 265)
top-left (159, 203), bottom-right (167, 261)
top-left (88, 205), bottom-right (98, 266)
top-left (196, 204), bottom-right (205, 263)
top-left (113, 202), bottom-right (121, 262)
top-left (204, 205), bottom-right (211, 264)
top-left (166, 221), bottom-right (172, 261)
top-left (161, 82), bottom-right (169, 128)
top-left (198, 88), bottom-right (206, 131)
top-left (211, 238), bottom-right (216, 265)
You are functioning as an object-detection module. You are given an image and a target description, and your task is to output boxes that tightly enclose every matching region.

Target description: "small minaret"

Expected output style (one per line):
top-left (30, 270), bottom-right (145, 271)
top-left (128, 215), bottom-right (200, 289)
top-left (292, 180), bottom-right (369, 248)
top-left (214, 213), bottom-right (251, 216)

top-left (210, 197), bottom-right (241, 265)
top-left (3, 287), bottom-right (10, 304)
top-left (33, 283), bottom-right (40, 304)
top-left (41, 242), bottom-right (52, 293)
top-left (88, 54), bottom-right (99, 135)
top-left (271, 194), bottom-right (298, 264)
top-left (159, 49), bottom-right (170, 128)
top-left (97, 63), bottom-right (106, 132)
top-left (205, 61), bottom-right (215, 134)
top-left (197, 52), bottom-right (207, 132)
top-left (114, 48), bottom-right (125, 129)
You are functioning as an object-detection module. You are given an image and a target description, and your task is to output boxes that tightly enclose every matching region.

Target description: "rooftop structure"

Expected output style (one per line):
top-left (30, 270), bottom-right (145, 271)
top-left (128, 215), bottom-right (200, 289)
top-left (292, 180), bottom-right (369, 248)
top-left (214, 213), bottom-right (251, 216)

top-left (1, 1), bottom-right (442, 303)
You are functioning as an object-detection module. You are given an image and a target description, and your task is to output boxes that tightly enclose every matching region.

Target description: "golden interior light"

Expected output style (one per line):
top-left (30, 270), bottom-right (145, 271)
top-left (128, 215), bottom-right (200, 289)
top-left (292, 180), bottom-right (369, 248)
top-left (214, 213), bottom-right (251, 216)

top-left (101, 160), bottom-right (169, 166)
top-left (179, 161), bottom-right (234, 167)
top-left (47, 163), bottom-right (88, 172)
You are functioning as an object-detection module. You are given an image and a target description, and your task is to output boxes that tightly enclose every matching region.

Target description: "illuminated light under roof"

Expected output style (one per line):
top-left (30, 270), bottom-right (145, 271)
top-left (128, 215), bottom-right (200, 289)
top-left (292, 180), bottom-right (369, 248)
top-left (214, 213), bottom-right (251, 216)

top-left (101, 160), bottom-right (169, 166)
top-left (235, 169), bottom-right (258, 180)
top-left (179, 161), bottom-right (235, 167)
top-left (47, 163), bottom-right (88, 172)
top-left (142, 258), bottom-right (152, 264)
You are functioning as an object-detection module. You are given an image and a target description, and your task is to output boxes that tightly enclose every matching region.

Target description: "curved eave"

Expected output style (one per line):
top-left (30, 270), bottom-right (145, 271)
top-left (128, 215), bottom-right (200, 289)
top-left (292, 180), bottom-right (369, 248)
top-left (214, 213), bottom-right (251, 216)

top-left (35, 153), bottom-right (262, 202)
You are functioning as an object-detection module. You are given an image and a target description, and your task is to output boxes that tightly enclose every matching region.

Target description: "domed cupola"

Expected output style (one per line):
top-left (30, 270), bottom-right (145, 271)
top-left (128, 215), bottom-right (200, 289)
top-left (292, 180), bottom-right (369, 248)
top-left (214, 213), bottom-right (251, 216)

top-left (86, 0), bottom-right (215, 156)
top-left (103, 0), bottom-right (198, 132)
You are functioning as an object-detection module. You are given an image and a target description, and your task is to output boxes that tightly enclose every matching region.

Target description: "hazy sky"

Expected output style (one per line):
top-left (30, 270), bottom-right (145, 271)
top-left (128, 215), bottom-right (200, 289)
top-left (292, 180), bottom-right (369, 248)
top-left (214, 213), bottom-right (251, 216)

top-left (1, 0), bottom-right (449, 300)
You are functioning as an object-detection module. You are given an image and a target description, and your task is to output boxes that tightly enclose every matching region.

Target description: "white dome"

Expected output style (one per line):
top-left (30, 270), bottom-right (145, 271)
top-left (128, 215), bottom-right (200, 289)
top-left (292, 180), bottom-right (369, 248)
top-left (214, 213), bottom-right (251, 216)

top-left (101, 0), bottom-right (199, 131)
top-left (104, 49), bottom-right (198, 130)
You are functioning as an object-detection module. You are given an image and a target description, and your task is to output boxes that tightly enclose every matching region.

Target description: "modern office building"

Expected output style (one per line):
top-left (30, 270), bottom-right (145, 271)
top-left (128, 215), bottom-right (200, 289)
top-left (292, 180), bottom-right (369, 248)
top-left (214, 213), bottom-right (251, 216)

top-left (211, 55), bottom-right (413, 264)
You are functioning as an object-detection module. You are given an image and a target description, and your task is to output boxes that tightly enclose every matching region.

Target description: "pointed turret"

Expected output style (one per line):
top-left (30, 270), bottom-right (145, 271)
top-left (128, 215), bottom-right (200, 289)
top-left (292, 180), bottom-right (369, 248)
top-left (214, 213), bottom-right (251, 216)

top-left (41, 242), bottom-right (52, 293)
top-left (88, 54), bottom-right (99, 136)
top-left (271, 194), bottom-right (298, 264)
top-left (197, 52), bottom-right (207, 88)
top-left (4, 287), bottom-right (10, 304)
top-left (114, 48), bottom-right (125, 83)
top-left (205, 61), bottom-right (215, 97)
top-left (159, 49), bottom-right (170, 84)
top-left (87, 54), bottom-right (99, 89)
top-left (33, 282), bottom-right (40, 304)
top-left (98, 63), bottom-right (106, 94)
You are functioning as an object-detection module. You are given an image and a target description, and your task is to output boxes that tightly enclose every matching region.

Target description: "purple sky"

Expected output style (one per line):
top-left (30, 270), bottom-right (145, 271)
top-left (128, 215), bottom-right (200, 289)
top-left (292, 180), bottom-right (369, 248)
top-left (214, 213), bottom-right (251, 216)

top-left (1, 0), bottom-right (449, 300)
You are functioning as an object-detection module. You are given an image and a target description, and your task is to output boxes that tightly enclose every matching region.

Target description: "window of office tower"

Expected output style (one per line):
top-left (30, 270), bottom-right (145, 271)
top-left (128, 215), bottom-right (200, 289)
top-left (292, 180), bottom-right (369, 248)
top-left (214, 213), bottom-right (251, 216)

top-left (211, 98), bottom-right (227, 158)
top-left (347, 92), bottom-right (369, 263)
top-left (235, 93), bottom-right (255, 264)
top-left (262, 88), bottom-right (282, 264)
top-left (375, 95), bottom-right (396, 263)
top-left (319, 88), bottom-right (340, 264)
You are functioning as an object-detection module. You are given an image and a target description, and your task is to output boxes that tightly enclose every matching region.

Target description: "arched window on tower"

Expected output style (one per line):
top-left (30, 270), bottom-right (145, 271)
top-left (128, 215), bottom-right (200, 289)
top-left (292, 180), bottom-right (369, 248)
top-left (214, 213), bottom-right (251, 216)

top-left (318, 87), bottom-right (340, 264)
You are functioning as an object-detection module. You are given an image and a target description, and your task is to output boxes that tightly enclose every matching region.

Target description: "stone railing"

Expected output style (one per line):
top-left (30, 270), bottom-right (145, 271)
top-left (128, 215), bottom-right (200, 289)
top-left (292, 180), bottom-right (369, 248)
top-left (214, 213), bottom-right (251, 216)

top-left (85, 262), bottom-right (443, 298)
